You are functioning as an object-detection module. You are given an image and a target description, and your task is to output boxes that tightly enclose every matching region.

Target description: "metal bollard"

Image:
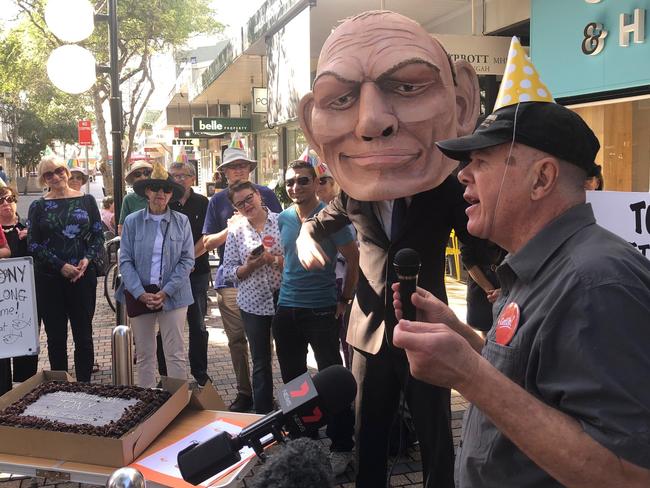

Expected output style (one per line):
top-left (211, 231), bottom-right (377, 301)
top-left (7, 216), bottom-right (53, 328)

top-left (112, 325), bottom-right (133, 385)
top-left (106, 467), bottom-right (146, 488)
top-left (114, 266), bottom-right (128, 327)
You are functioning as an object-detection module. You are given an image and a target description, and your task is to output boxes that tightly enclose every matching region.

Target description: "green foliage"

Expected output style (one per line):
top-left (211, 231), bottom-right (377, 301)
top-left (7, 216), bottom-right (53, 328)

top-left (5, 0), bottom-right (222, 175)
top-left (15, 108), bottom-right (49, 170)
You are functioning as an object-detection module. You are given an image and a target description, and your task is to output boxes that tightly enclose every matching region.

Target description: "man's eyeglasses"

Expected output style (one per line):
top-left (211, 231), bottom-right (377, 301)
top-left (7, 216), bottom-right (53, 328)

top-left (69, 173), bottom-right (86, 181)
top-left (148, 184), bottom-right (173, 193)
top-left (131, 170), bottom-right (152, 178)
top-left (42, 167), bottom-right (67, 181)
top-left (0, 195), bottom-right (17, 204)
top-left (233, 193), bottom-right (256, 210)
top-left (285, 176), bottom-right (312, 187)
top-left (172, 173), bottom-right (192, 180)
top-left (318, 177), bottom-right (333, 185)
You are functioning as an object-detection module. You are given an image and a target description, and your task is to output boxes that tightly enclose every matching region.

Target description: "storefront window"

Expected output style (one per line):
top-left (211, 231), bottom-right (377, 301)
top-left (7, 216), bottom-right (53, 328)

top-left (286, 124), bottom-right (308, 162)
top-left (572, 96), bottom-right (650, 192)
top-left (256, 130), bottom-right (280, 187)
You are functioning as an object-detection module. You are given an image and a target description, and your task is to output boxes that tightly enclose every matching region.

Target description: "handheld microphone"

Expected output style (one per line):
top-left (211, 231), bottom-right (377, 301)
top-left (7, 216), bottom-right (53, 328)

top-left (177, 365), bottom-right (356, 485)
top-left (393, 248), bottom-right (421, 321)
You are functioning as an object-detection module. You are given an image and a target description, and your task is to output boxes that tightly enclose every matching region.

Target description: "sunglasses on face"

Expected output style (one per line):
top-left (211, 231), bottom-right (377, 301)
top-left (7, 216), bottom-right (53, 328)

top-left (227, 163), bottom-right (250, 170)
top-left (43, 167), bottom-right (67, 181)
top-left (131, 170), bottom-right (152, 178)
top-left (318, 177), bottom-right (333, 185)
top-left (233, 193), bottom-right (256, 210)
top-left (0, 195), bottom-right (17, 204)
top-left (285, 176), bottom-right (312, 187)
top-left (148, 184), bottom-right (173, 193)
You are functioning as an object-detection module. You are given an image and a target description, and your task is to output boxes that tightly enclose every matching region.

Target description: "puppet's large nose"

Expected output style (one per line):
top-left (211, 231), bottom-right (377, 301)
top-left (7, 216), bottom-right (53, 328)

top-left (355, 82), bottom-right (397, 141)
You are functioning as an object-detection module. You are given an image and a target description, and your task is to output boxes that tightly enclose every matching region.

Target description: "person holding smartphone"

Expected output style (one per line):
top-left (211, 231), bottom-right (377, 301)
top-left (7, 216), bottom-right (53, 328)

top-left (222, 181), bottom-right (283, 414)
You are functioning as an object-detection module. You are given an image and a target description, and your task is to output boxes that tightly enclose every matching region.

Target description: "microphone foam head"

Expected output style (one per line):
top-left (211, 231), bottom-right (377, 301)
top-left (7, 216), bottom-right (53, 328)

top-left (393, 248), bottom-right (421, 276)
top-left (311, 365), bottom-right (356, 415)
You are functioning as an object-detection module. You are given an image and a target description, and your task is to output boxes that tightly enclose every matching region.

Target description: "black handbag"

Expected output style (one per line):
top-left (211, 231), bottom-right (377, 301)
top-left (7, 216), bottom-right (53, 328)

top-left (124, 284), bottom-right (162, 317)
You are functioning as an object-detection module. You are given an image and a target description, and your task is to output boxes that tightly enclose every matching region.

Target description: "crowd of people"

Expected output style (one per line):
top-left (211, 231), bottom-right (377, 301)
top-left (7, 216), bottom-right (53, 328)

top-left (1, 9), bottom-right (649, 488)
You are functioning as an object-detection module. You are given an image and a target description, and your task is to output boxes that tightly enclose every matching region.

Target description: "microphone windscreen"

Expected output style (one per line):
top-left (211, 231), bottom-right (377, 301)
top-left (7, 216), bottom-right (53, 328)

top-left (311, 365), bottom-right (356, 415)
top-left (394, 248), bottom-right (421, 276)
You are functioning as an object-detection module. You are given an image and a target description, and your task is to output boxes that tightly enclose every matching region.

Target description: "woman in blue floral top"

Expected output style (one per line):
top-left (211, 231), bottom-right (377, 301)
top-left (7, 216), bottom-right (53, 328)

top-left (27, 157), bottom-right (104, 382)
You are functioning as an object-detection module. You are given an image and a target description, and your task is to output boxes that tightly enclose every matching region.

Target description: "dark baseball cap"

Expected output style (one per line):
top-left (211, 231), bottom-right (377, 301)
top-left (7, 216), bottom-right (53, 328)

top-left (436, 102), bottom-right (600, 173)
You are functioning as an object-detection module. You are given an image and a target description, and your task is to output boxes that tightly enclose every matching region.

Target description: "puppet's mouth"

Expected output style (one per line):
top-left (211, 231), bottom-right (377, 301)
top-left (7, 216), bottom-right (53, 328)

top-left (341, 150), bottom-right (421, 169)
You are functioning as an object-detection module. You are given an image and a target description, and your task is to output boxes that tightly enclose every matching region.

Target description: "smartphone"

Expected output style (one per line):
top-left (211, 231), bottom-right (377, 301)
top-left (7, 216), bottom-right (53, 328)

top-left (250, 244), bottom-right (265, 257)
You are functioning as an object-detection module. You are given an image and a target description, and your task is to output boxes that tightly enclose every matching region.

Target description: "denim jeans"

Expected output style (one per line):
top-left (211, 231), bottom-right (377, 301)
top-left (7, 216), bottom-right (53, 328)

top-left (272, 305), bottom-right (354, 452)
top-left (240, 310), bottom-right (274, 413)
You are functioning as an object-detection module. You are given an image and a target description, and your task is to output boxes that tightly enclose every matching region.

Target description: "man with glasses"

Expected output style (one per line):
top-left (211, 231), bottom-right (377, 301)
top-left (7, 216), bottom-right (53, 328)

top-left (118, 161), bottom-right (153, 235)
top-left (272, 160), bottom-right (359, 476)
top-left (202, 146), bottom-right (282, 412)
top-left (156, 161), bottom-right (212, 387)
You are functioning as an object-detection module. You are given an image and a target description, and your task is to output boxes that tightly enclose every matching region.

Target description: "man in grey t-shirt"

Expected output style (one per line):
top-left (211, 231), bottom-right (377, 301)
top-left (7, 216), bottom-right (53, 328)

top-left (393, 102), bottom-right (650, 487)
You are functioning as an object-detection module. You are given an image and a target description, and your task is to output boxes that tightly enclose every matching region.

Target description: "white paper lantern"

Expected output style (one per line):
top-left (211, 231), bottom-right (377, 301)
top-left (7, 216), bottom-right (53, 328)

top-left (44, 0), bottom-right (95, 43)
top-left (47, 45), bottom-right (97, 94)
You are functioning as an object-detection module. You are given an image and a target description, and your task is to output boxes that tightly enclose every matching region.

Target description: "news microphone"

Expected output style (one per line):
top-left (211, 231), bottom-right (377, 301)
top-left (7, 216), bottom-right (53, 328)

top-left (177, 365), bottom-right (356, 485)
top-left (393, 248), bottom-right (421, 321)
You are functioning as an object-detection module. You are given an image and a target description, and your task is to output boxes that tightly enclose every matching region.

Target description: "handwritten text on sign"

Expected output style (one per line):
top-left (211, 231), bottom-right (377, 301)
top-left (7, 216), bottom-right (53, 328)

top-left (587, 191), bottom-right (650, 259)
top-left (0, 257), bottom-right (39, 359)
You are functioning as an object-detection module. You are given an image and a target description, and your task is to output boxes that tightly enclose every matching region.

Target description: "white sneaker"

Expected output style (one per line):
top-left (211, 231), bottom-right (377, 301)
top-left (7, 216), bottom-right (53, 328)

top-left (329, 450), bottom-right (354, 477)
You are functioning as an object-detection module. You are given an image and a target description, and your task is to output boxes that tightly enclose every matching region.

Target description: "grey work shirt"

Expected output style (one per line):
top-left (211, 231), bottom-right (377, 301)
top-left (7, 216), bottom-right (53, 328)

top-left (456, 203), bottom-right (650, 488)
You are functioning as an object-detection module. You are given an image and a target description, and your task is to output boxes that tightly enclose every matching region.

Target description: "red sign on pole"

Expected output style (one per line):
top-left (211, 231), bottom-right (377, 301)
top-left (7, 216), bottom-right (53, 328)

top-left (78, 120), bottom-right (93, 146)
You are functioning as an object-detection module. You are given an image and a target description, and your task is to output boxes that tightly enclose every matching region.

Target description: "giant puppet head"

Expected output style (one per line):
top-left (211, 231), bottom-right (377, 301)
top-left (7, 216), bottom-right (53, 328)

top-left (298, 10), bottom-right (480, 201)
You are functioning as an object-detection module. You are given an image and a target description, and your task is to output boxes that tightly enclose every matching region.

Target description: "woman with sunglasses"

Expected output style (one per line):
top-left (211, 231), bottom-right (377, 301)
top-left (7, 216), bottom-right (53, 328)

top-left (0, 186), bottom-right (38, 394)
top-left (116, 163), bottom-right (194, 387)
top-left (68, 167), bottom-right (89, 192)
top-left (27, 157), bottom-right (104, 382)
top-left (222, 181), bottom-right (283, 413)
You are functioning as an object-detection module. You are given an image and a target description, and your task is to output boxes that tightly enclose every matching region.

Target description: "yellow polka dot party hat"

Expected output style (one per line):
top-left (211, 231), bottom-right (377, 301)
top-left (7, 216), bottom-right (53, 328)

top-left (493, 36), bottom-right (554, 111)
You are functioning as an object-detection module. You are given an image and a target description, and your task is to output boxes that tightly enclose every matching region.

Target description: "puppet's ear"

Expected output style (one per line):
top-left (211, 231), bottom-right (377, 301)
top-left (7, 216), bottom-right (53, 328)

top-left (454, 59), bottom-right (480, 136)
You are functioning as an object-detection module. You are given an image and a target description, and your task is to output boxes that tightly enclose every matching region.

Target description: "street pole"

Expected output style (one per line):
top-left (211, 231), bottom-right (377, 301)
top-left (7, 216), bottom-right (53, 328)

top-left (108, 0), bottom-right (123, 220)
top-left (85, 145), bottom-right (90, 194)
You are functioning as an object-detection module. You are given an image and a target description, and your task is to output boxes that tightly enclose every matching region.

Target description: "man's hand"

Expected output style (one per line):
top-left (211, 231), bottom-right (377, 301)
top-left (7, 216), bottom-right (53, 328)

top-left (393, 319), bottom-right (481, 391)
top-left (296, 227), bottom-right (329, 269)
top-left (486, 288), bottom-right (501, 303)
top-left (335, 301), bottom-right (347, 319)
top-left (150, 290), bottom-right (167, 309)
top-left (17, 228), bottom-right (27, 240)
top-left (392, 282), bottom-right (485, 353)
top-left (392, 283), bottom-right (461, 331)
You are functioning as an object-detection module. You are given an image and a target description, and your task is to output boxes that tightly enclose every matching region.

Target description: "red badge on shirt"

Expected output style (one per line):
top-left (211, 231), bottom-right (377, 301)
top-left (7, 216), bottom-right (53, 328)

top-left (495, 302), bottom-right (520, 345)
top-left (262, 235), bottom-right (275, 248)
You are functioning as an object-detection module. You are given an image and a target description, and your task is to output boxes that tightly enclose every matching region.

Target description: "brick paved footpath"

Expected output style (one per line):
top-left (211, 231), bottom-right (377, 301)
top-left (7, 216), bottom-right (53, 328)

top-left (0, 276), bottom-right (469, 488)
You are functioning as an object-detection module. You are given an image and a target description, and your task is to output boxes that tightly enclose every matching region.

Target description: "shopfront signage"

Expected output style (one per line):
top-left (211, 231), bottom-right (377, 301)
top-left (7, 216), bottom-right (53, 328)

top-left (434, 34), bottom-right (512, 75)
top-left (531, 0), bottom-right (650, 98)
top-left (581, 2), bottom-right (645, 55)
top-left (172, 139), bottom-right (194, 146)
top-left (253, 87), bottom-right (268, 114)
top-left (192, 117), bottom-right (251, 133)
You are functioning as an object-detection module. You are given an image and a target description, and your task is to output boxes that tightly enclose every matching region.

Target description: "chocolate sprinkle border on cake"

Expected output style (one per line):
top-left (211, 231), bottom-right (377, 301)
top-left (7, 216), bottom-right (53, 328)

top-left (0, 381), bottom-right (171, 438)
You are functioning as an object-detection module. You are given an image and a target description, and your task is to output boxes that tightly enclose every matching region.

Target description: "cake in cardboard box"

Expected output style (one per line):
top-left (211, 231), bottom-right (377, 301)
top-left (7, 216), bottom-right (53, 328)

top-left (0, 381), bottom-right (171, 437)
